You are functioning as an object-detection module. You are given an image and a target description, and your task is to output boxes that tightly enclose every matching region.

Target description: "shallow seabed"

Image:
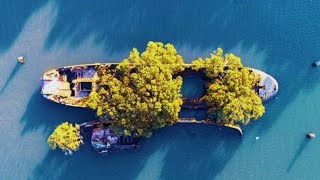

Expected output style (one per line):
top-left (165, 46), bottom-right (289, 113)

top-left (1, 1), bottom-right (320, 180)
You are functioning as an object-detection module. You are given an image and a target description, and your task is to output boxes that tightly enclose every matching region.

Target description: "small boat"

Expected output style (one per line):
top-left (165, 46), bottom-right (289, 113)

top-left (312, 61), bottom-right (320, 67)
top-left (306, 132), bottom-right (316, 138)
top-left (80, 121), bottom-right (140, 154)
top-left (17, 56), bottom-right (25, 63)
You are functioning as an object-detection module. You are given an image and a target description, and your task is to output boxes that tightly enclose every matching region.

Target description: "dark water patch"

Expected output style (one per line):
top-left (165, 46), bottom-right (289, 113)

top-left (31, 150), bottom-right (68, 180)
top-left (179, 109), bottom-right (208, 120)
top-left (31, 129), bottom-right (168, 180)
top-left (0, 0), bottom-right (48, 51)
top-left (250, 49), bottom-right (320, 136)
top-left (20, 88), bottom-right (95, 135)
top-left (32, 123), bottom-right (241, 180)
top-left (45, 0), bottom-right (256, 53)
top-left (0, 62), bottom-right (22, 94)
top-left (5, 0), bottom-right (320, 178)
top-left (181, 75), bottom-right (205, 98)
top-left (159, 124), bottom-right (242, 180)
top-left (31, 143), bottom-right (147, 180)
top-left (43, 0), bottom-right (320, 133)
top-left (199, 0), bottom-right (320, 138)
top-left (287, 138), bottom-right (310, 172)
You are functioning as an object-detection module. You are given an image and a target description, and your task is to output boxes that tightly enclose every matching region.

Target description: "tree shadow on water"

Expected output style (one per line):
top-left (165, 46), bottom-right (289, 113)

top-left (249, 58), bottom-right (320, 137)
top-left (45, 0), bottom-right (320, 136)
top-left (286, 138), bottom-right (310, 172)
top-left (31, 130), bottom-right (168, 180)
top-left (31, 144), bottom-right (145, 180)
top-left (0, 62), bottom-right (22, 94)
top-left (30, 122), bottom-right (241, 180)
top-left (46, 0), bottom-right (238, 52)
top-left (20, 88), bottom-right (95, 135)
top-left (159, 124), bottom-right (242, 180)
top-left (0, 0), bottom-right (48, 50)
top-left (251, 1), bottom-right (320, 136)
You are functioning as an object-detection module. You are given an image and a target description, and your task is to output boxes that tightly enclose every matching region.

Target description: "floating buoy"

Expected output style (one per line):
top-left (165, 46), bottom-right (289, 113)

top-left (306, 132), bottom-right (315, 138)
top-left (312, 61), bottom-right (320, 67)
top-left (17, 56), bottom-right (25, 63)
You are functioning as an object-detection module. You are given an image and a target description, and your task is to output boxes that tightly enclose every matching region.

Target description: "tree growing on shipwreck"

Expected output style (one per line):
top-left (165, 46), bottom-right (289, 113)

top-left (83, 41), bottom-right (185, 137)
top-left (47, 122), bottom-right (83, 155)
top-left (191, 48), bottom-right (265, 125)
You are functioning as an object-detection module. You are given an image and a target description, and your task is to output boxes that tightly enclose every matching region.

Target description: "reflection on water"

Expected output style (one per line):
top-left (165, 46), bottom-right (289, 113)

top-left (31, 124), bottom-right (241, 180)
top-left (20, 89), bottom-right (95, 135)
top-left (0, 0), bottom-right (320, 179)
top-left (0, 2), bottom-right (122, 179)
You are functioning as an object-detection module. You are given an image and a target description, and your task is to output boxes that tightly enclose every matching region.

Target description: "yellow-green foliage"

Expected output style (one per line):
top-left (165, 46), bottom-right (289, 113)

top-left (192, 48), bottom-right (265, 125)
top-left (85, 41), bottom-right (185, 137)
top-left (47, 122), bottom-right (83, 152)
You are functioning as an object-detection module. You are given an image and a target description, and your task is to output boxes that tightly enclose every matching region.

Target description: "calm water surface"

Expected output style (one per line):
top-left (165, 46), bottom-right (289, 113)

top-left (1, 0), bottom-right (320, 179)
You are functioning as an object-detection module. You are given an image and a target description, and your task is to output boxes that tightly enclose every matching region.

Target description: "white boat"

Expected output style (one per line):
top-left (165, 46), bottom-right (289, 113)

top-left (312, 61), bottom-right (320, 67)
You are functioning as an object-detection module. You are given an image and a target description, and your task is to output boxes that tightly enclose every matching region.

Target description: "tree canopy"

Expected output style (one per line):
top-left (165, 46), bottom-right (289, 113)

top-left (83, 41), bottom-right (185, 137)
top-left (191, 48), bottom-right (265, 125)
top-left (47, 122), bottom-right (83, 154)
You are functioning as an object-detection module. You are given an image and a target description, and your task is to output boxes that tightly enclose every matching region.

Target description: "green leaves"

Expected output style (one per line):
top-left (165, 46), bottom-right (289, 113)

top-left (84, 41), bottom-right (185, 137)
top-left (47, 122), bottom-right (83, 153)
top-left (192, 48), bottom-right (265, 125)
top-left (82, 43), bottom-right (266, 137)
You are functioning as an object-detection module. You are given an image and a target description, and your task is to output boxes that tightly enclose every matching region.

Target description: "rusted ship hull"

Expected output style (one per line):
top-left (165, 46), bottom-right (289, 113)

top-left (41, 63), bottom-right (278, 135)
top-left (80, 120), bottom-right (140, 154)
top-left (41, 63), bottom-right (278, 107)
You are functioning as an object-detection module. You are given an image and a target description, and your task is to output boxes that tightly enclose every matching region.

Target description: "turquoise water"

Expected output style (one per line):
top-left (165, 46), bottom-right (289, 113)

top-left (1, 0), bottom-right (320, 179)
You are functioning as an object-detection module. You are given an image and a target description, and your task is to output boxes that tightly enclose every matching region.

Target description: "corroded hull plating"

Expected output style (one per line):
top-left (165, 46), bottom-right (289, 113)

top-left (80, 121), bottom-right (140, 154)
top-left (41, 63), bottom-right (279, 135)
top-left (41, 63), bottom-right (119, 107)
top-left (41, 63), bottom-right (278, 106)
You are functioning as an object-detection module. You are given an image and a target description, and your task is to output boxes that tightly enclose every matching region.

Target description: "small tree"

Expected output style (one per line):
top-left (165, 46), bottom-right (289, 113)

top-left (47, 122), bottom-right (83, 155)
top-left (192, 48), bottom-right (265, 125)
